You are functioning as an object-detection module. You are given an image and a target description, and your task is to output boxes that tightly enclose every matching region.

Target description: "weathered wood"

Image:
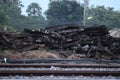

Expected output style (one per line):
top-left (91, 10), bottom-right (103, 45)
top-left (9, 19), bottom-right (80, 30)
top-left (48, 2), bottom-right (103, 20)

top-left (0, 25), bottom-right (119, 59)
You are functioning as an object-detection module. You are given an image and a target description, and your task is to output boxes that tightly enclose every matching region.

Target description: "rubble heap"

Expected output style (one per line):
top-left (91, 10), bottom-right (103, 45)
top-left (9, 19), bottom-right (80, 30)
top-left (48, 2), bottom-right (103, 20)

top-left (0, 25), bottom-right (120, 59)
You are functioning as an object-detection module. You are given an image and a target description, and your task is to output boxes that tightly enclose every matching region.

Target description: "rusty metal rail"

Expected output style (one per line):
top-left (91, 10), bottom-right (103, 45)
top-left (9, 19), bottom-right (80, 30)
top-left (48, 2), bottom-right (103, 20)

top-left (0, 70), bottom-right (119, 76)
top-left (1, 59), bottom-right (120, 63)
top-left (0, 64), bottom-right (120, 68)
top-left (0, 63), bottom-right (120, 77)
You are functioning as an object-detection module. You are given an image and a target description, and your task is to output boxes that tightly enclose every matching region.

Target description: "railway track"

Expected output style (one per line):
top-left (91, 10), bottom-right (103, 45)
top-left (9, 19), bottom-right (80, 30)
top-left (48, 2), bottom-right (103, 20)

top-left (0, 63), bottom-right (120, 68)
top-left (1, 59), bottom-right (120, 63)
top-left (0, 63), bottom-right (120, 77)
top-left (0, 70), bottom-right (119, 76)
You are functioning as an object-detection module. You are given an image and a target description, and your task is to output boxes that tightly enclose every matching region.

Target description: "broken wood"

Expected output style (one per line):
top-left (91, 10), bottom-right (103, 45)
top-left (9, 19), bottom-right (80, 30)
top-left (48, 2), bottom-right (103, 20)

top-left (0, 24), bottom-right (119, 59)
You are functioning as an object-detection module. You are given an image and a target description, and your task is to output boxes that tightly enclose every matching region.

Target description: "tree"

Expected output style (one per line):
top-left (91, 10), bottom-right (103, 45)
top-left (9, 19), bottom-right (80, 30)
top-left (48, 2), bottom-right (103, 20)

top-left (45, 0), bottom-right (84, 26)
top-left (0, 0), bottom-right (23, 18)
top-left (22, 2), bottom-right (46, 30)
top-left (26, 3), bottom-right (42, 17)
top-left (0, 10), bottom-right (8, 25)
top-left (0, 0), bottom-right (23, 31)
top-left (87, 6), bottom-right (120, 29)
top-left (17, 16), bottom-right (46, 30)
top-left (4, 2), bottom-right (46, 31)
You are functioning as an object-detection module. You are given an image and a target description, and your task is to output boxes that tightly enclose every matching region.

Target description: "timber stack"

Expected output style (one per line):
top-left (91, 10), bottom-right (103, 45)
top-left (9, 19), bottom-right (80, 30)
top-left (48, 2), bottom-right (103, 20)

top-left (0, 24), bottom-right (120, 59)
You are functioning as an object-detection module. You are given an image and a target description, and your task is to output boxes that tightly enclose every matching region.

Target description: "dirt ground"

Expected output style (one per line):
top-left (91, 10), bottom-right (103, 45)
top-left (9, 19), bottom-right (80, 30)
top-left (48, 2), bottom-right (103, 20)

top-left (0, 48), bottom-right (118, 60)
top-left (0, 48), bottom-right (87, 60)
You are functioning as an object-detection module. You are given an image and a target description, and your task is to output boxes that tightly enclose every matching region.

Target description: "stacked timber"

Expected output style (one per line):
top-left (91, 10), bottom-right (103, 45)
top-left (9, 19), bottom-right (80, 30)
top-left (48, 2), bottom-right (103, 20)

top-left (0, 24), bottom-right (119, 59)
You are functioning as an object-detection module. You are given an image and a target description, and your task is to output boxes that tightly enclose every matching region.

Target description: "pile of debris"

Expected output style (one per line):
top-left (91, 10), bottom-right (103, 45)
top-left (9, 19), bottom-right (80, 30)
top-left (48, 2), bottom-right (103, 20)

top-left (0, 24), bottom-right (120, 59)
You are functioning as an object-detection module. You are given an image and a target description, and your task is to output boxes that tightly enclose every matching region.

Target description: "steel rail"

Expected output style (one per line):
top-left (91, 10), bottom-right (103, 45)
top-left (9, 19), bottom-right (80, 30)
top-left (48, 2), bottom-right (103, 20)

top-left (0, 70), bottom-right (119, 76)
top-left (1, 59), bottom-right (120, 63)
top-left (0, 64), bottom-right (120, 68)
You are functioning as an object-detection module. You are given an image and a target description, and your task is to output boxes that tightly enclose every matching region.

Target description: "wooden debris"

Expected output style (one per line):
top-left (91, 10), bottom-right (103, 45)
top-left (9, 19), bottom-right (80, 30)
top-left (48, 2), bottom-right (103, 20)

top-left (0, 24), bottom-right (119, 59)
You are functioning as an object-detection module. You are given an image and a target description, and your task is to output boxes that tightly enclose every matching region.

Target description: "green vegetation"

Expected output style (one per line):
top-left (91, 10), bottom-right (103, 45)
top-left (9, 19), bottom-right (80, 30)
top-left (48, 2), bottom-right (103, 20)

top-left (25, 2), bottom-right (46, 29)
top-left (0, 0), bottom-right (45, 31)
top-left (87, 6), bottom-right (120, 29)
top-left (45, 0), bottom-right (83, 26)
top-left (0, 0), bottom-right (120, 31)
